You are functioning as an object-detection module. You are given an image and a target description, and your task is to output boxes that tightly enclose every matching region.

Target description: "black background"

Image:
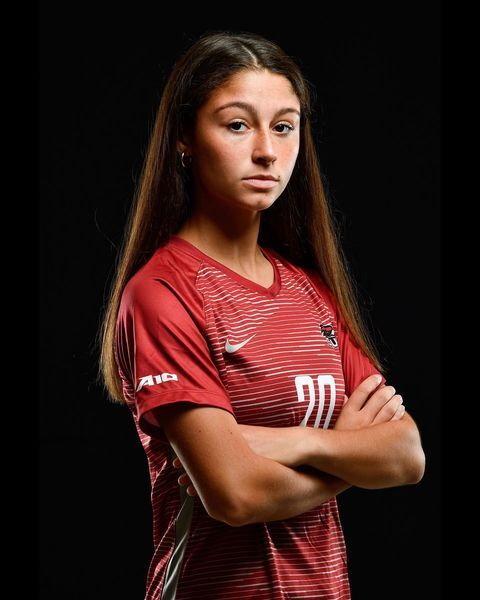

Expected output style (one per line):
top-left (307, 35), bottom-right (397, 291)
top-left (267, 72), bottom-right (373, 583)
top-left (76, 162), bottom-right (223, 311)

top-left (39, 3), bottom-right (441, 598)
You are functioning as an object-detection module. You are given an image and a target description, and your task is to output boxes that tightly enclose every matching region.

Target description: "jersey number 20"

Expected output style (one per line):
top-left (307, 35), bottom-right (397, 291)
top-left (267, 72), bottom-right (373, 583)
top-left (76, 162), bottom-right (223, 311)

top-left (295, 375), bottom-right (336, 429)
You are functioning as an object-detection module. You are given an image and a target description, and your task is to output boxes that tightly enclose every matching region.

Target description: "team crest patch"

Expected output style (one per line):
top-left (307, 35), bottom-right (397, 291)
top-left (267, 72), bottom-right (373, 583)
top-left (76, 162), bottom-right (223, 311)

top-left (319, 323), bottom-right (338, 348)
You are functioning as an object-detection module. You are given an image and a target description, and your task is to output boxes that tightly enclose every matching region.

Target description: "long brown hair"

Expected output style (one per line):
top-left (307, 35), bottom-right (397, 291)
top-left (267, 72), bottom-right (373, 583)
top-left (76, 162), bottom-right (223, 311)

top-left (98, 30), bottom-right (386, 403)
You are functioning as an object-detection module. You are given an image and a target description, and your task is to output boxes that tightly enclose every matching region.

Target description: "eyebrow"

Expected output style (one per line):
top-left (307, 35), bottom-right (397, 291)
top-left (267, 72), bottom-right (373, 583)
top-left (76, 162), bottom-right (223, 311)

top-left (214, 101), bottom-right (301, 120)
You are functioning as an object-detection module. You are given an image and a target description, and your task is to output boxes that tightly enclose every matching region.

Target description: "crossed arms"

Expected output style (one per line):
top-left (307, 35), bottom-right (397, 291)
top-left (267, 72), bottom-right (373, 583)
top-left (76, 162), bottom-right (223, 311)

top-left (156, 374), bottom-right (425, 527)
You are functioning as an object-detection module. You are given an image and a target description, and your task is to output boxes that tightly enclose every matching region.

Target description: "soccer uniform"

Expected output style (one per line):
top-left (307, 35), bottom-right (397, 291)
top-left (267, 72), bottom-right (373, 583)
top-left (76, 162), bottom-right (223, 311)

top-left (115, 234), bottom-right (386, 600)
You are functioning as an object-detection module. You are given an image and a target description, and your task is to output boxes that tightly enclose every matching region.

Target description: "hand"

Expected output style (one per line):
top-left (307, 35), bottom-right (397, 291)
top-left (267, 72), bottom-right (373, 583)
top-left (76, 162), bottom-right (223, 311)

top-left (334, 374), bottom-right (405, 431)
top-left (172, 457), bottom-right (197, 496)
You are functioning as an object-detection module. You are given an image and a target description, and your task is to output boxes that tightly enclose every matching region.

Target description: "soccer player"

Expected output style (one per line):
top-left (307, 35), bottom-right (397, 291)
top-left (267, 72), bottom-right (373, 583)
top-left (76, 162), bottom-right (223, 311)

top-left (99, 31), bottom-right (425, 599)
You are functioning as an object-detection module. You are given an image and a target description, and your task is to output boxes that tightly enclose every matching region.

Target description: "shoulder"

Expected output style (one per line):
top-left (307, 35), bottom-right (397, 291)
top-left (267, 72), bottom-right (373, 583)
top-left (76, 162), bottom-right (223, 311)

top-left (120, 239), bottom-right (205, 318)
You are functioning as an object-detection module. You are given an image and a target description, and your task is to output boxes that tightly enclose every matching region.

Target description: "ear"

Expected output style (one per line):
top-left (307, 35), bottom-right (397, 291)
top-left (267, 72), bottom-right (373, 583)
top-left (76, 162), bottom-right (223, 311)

top-left (176, 141), bottom-right (189, 155)
top-left (176, 133), bottom-right (193, 156)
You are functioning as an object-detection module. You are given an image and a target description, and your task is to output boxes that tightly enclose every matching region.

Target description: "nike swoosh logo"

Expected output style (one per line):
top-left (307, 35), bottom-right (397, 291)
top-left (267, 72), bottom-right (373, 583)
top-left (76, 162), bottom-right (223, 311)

top-left (224, 333), bottom-right (256, 353)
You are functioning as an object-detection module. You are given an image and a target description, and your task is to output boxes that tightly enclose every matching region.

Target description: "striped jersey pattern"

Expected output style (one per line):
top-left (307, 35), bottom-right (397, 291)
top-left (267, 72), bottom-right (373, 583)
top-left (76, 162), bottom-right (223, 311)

top-left (115, 234), bottom-right (384, 599)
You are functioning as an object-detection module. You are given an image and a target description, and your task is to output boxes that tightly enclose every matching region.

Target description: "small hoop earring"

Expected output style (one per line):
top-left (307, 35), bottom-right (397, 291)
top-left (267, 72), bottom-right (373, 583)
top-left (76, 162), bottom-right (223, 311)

top-left (180, 152), bottom-right (192, 168)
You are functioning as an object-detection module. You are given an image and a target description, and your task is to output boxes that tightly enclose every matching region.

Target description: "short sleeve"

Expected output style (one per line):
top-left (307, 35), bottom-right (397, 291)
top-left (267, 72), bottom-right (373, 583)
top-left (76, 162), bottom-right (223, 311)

top-left (303, 269), bottom-right (387, 397)
top-left (334, 301), bottom-right (387, 397)
top-left (115, 277), bottom-right (235, 438)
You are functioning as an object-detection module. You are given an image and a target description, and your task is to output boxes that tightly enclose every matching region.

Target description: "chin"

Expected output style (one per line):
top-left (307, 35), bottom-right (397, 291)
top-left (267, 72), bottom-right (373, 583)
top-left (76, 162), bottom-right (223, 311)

top-left (260, 195), bottom-right (279, 210)
top-left (257, 198), bottom-right (277, 211)
top-left (242, 194), bottom-right (278, 212)
top-left (216, 190), bottom-right (279, 214)
top-left (246, 200), bottom-right (276, 213)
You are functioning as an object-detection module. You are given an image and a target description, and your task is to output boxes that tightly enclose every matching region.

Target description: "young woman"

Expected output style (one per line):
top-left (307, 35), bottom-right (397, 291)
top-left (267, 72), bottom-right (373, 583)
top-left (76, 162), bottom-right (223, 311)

top-left (99, 30), bottom-right (425, 600)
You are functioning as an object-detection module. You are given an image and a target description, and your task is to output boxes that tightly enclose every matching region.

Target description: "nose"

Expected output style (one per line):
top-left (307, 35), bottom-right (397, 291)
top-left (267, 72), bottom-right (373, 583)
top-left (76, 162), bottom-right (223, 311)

top-left (252, 130), bottom-right (277, 165)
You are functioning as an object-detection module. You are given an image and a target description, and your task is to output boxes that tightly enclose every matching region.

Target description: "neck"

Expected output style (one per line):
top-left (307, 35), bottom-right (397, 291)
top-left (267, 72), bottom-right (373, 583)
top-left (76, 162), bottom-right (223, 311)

top-left (175, 201), bottom-right (264, 272)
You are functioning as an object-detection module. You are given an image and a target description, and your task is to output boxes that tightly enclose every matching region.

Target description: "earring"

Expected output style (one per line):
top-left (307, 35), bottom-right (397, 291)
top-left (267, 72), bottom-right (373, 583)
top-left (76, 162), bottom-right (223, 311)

top-left (180, 152), bottom-right (192, 168)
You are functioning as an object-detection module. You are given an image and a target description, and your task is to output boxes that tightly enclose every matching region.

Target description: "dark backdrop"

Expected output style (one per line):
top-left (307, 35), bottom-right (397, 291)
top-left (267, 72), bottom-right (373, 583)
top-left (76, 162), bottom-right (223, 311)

top-left (39, 4), bottom-right (441, 598)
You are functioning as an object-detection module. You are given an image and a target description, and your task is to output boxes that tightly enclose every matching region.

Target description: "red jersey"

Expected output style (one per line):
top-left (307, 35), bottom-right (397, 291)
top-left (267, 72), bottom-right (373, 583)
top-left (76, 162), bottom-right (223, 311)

top-left (115, 234), bottom-right (386, 599)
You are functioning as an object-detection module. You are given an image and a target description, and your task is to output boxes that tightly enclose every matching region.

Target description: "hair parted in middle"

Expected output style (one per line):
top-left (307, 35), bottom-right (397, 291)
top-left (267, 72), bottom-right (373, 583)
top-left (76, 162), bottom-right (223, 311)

top-left (98, 29), bottom-right (386, 403)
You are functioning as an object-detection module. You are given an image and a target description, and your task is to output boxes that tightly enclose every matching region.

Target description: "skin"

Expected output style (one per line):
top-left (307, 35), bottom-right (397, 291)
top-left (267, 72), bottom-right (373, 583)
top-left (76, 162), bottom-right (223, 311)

top-left (176, 68), bottom-right (301, 287)
top-left (172, 68), bottom-right (425, 500)
top-left (175, 375), bottom-right (424, 495)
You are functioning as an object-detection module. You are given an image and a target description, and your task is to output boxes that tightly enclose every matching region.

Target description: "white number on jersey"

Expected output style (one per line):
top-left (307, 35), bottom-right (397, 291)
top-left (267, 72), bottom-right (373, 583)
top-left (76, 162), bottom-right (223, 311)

top-left (295, 374), bottom-right (336, 429)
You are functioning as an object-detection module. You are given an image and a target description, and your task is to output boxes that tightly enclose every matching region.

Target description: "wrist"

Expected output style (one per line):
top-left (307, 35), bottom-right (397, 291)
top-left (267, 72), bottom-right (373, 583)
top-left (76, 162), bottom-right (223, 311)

top-left (295, 425), bottom-right (317, 467)
top-left (279, 426), bottom-right (307, 467)
top-left (299, 426), bottom-right (332, 470)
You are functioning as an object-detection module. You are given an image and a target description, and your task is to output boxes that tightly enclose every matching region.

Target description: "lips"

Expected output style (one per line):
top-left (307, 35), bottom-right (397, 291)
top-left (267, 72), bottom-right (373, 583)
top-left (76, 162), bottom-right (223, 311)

top-left (242, 179), bottom-right (278, 189)
top-left (242, 176), bottom-right (279, 190)
top-left (243, 175), bottom-right (279, 181)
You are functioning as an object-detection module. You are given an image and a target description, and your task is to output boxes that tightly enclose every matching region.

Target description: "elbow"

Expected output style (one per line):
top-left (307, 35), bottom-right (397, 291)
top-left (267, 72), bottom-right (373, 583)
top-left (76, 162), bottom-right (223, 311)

top-left (206, 492), bottom-right (254, 528)
top-left (405, 447), bottom-right (426, 484)
top-left (399, 434), bottom-right (426, 485)
top-left (376, 441), bottom-right (426, 488)
top-left (394, 422), bottom-right (426, 486)
top-left (209, 507), bottom-right (252, 528)
top-left (209, 504), bottom-right (250, 528)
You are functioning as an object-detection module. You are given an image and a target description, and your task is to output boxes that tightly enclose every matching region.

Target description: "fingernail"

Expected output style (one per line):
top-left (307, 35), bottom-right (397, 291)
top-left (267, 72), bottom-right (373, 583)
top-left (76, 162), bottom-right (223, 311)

top-left (374, 374), bottom-right (382, 384)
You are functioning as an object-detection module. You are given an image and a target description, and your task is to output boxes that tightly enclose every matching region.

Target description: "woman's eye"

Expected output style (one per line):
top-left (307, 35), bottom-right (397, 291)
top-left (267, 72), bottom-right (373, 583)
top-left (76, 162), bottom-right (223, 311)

top-left (227, 121), bottom-right (295, 134)
top-left (274, 123), bottom-right (295, 134)
top-left (228, 121), bottom-right (247, 132)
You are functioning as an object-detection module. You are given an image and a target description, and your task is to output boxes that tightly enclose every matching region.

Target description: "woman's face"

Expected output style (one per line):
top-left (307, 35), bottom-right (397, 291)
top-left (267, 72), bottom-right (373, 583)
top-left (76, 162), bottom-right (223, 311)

top-left (184, 69), bottom-right (301, 214)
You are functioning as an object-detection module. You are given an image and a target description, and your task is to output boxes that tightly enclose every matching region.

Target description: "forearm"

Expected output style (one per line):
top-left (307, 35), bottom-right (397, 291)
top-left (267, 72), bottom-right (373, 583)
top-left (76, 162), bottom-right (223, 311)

top-left (169, 409), bottom-right (352, 527)
top-left (301, 414), bottom-right (425, 489)
top-left (237, 458), bottom-right (351, 526)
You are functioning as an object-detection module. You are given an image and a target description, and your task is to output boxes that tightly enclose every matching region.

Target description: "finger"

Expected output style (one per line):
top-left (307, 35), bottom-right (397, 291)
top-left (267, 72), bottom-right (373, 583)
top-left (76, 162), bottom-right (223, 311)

top-left (363, 385), bottom-right (397, 420)
top-left (173, 457), bottom-right (182, 469)
top-left (178, 473), bottom-right (190, 486)
top-left (186, 485), bottom-right (197, 496)
top-left (177, 473), bottom-right (197, 496)
top-left (346, 374), bottom-right (383, 410)
top-left (390, 403), bottom-right (406, 421)
top-left (371, 394), bottom-right (403, 425)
